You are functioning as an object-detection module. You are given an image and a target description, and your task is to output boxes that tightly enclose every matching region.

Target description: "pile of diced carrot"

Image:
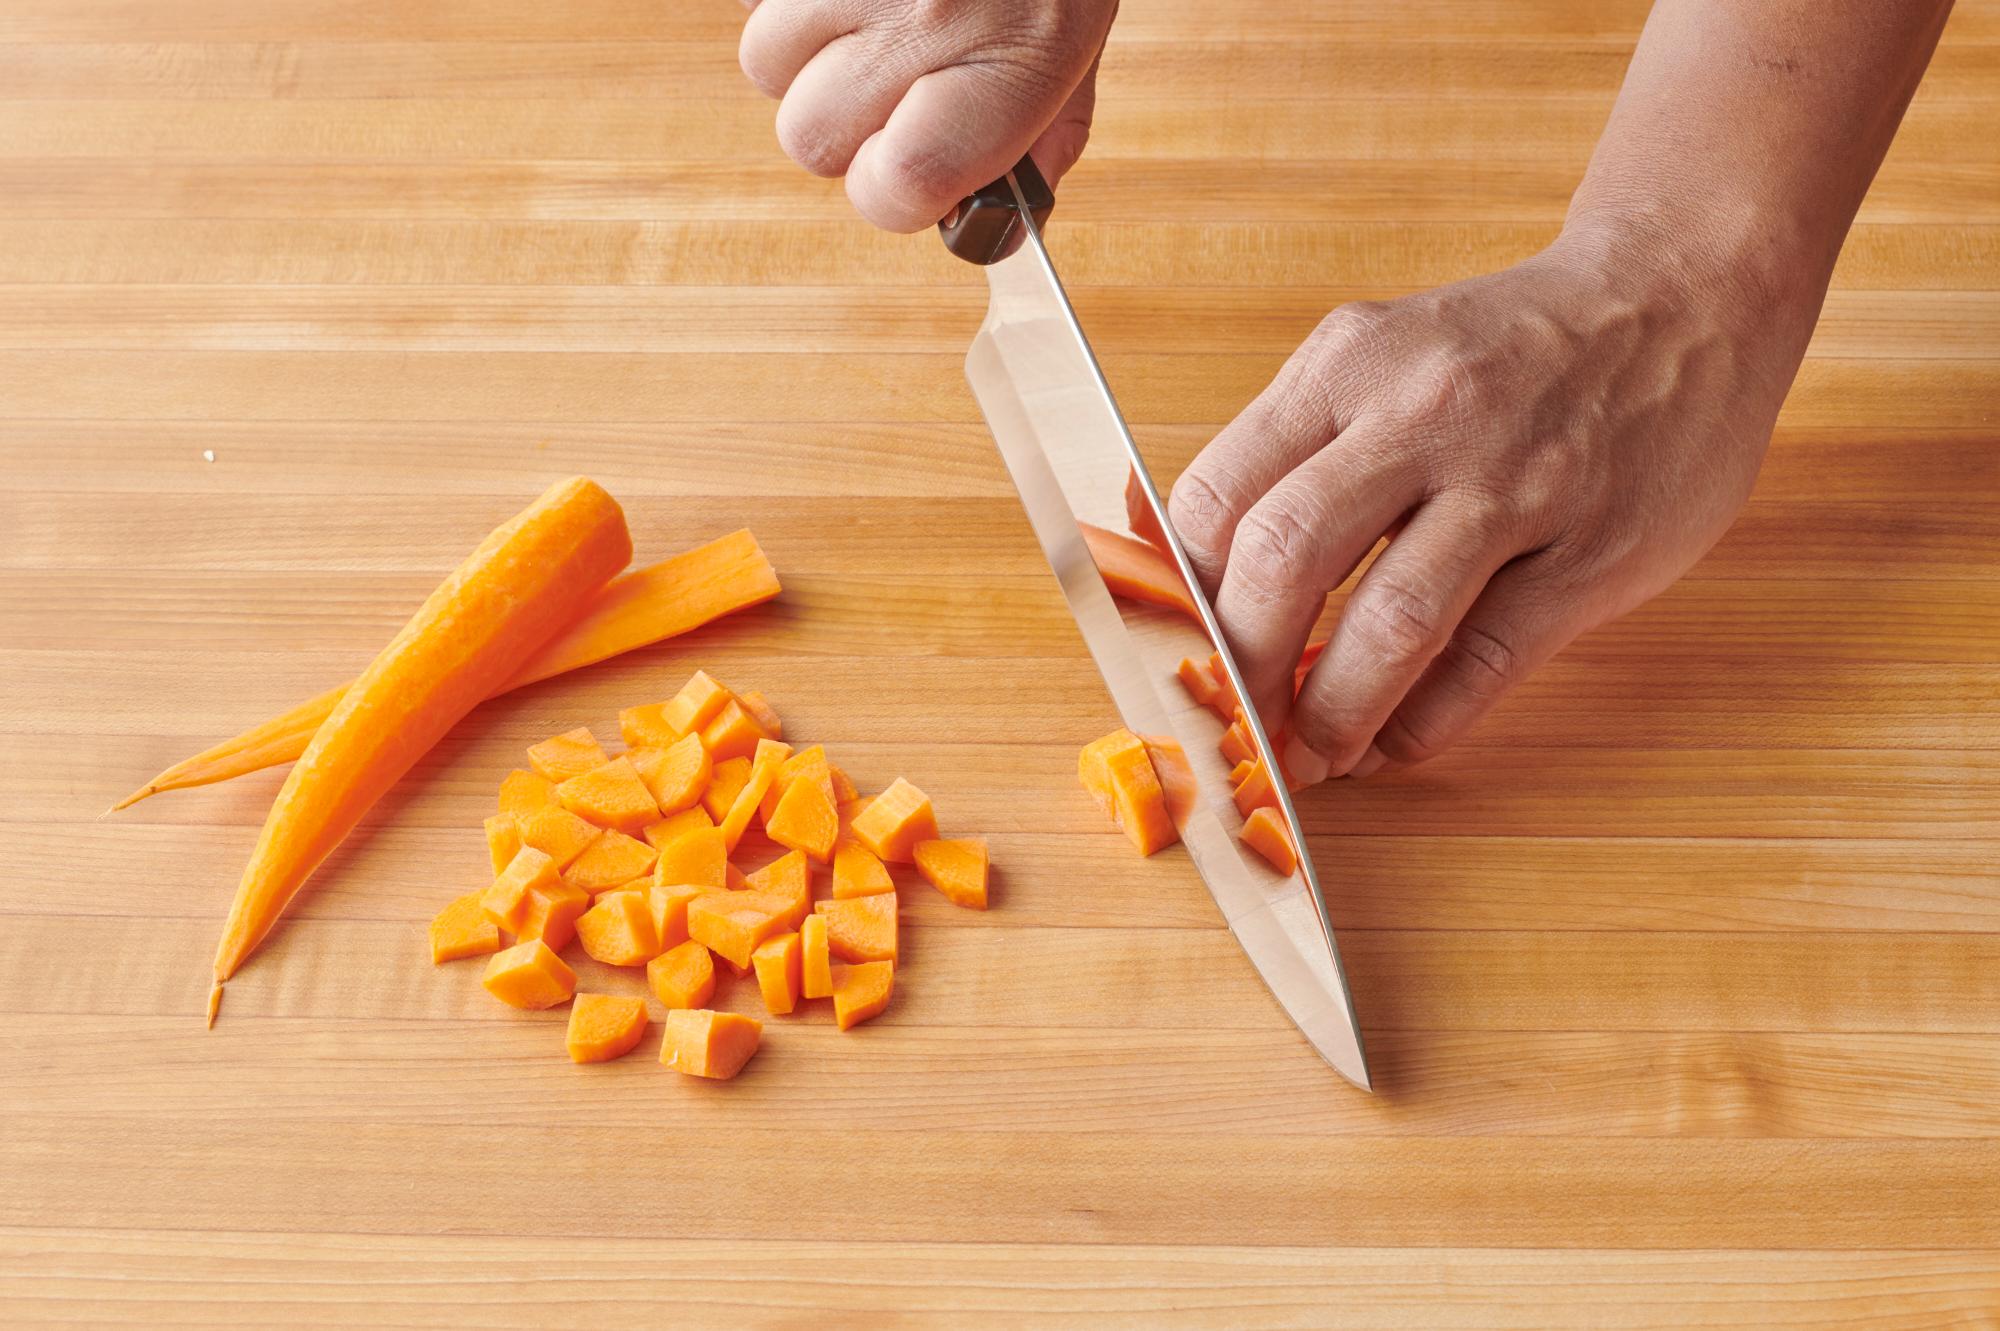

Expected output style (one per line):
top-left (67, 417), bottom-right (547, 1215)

top-left (428, 669), bottom-right (990, 1079)
top-left (1078, 647), bottom-right (1313, 877)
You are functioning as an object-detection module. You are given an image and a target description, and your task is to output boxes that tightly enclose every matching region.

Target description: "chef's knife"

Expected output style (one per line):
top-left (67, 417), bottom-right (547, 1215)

top-left (942, 160), bottom-right (1370, 1090)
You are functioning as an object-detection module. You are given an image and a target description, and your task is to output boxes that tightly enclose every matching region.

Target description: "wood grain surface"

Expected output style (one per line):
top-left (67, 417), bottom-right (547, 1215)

top-left (2, 1), bottom-right (1997, 1326)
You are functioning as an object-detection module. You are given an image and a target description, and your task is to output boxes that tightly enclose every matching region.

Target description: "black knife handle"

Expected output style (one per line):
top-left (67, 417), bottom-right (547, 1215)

top-left (938, 155), bottom-right (1054, 266)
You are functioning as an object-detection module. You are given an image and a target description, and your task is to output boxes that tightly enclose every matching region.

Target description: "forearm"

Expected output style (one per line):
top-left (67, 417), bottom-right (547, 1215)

top-left (1566, 0), bottom-right (1953, 335)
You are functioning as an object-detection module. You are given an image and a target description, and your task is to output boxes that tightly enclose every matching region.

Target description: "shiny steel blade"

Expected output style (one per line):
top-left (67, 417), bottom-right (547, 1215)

top-left (964, 173), bottom-right (1369, 1089)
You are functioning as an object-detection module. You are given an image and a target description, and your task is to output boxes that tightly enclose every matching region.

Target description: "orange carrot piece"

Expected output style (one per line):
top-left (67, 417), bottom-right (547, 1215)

top-left (429, 891), bottom-right (500, 964)
top-left (659, 1009), bottom-right (761, 1080)
top-left (528, 726), bottom-right (610, 784)
top-left (631, 732), bottom-right (711, 816)
top-left (1241, 806), bottom-right (1298, 876)
top-left (643, 805), bottom-right (713, 851)
top-left (720, 738), bottom-right (791, 852)
top-left (814, 892), bottom-right (897, 963)
top-left (831, 961), bottom-right (894, 1031)
top-left (483, 813), bottom-right (523, 875)
top-left (699, 699), bottom-right (768, 765)
top-left (648, 883), bottom-right (713, 950)
top-left (765, 776), bottom-right (838, 863)
top-left (800, 914), bottom-right (834, 999)
top-left (209, 479), bottom-right (629, 1009)
top-left (1141, 736), bottom-right (1198, 829)
top-left (830, 843), bottom-right (894, 900)
top-left (565, 993), bottom-right (649, 1063)
top-left (1176, 656), bottom-right (1223, 710)
top-left (662, 669), bottom-right (735, 737)
top-left (482, 845), bottom-right (565, 934)
top-left (575, 889), bottom-right (661, 966)
top-left (726, 861), bottom-right (752, 891)
top-left (481, 939), bottom-right (577, 1011)
top-left (687, 892), bottom-right (788, 969)
top-left (1125, 465), bottom-right (1174, 557)
top-left (555, 755), bottom-right (661, 834)
top-left (1219, 720), bottom-right (1257, 767)
top-left (497, 768), bottom-right (556, 817)
top-left (737, 690), bottom-right (784, 740)
top-left (1080, 729), bottom-right (1177, 856)
top-left (828, 764), bottom-right (859, 803)
top-left (850, 778), bottom-right (938, 864)
top-left (743, 849), bottom-right (812, 930)
top-left (913, 838), bottom-right (989, 910)
top-left (751, 931), bottom-right (803, 1016)
top-left (833, 795), bottom-right (876, 853)
top-left (1232, 760), bottom-right (1280, 818)
top-left (760, 744), bottom-right (833, 825)
top-left (564, 828), bottom-right (657, 894)
top-left (1079, 522), bottom-right (1199, 623)
top-left (1228, 758), bottom-right (1256, 787)
top-left (647, 939), bottom-right (717, 1010)
top-left (516, 803), bottom-right (602, 871)
top-left (701, 757), bottom-right (753, 823)
top-left (512, 880), bottom-right (591, 953)
top-left (115, 531), bottom-right (778, 810)
top-left (618, 702), bottom-right (684, 752)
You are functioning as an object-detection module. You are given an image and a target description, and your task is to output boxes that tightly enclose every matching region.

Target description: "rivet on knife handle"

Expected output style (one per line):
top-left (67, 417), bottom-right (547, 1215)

top-left (939, 155), bottom-right (1054, 266)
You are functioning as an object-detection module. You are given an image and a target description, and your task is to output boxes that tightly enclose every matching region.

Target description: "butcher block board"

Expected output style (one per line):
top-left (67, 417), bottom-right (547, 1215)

top-left (3, 1), bottom-right (1998, 1325)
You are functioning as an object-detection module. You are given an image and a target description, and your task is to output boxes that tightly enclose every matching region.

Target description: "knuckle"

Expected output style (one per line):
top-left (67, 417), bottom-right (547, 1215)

top-left (1435, 620), bottom-right (1523, 700)
top-left (1288, 693), bottom-right (1369, 764)
top-left (774, 101), bottom-right (849, 178)
top-left (1168, 470), bottom-right (1237, 564)
top-left (1311, 300), bottom-right (1388, 354)
top-left (1348, 575), bottom-right (1453, 663)
top-left (870, 140), bottom-right (963, 221)
top-left (1373, 710), bottom-right (1446, 766)
top-left (1231, 500), bottom-right (1320, 588)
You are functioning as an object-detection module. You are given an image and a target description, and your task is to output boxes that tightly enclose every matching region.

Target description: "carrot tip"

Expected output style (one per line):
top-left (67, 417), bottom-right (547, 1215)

top-left (106, 785), bottom-right (154, 814)
top-left (206, 982), bottom-right (223, 1028)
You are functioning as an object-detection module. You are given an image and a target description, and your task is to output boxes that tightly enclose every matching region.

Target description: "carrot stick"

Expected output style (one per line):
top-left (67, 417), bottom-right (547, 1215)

top-left (114, 529), bottom-right (779, 810)
top-left (1079, 522), bottom-right (1201, 624)
top-left (208, 477), bottom-right (631, 1016)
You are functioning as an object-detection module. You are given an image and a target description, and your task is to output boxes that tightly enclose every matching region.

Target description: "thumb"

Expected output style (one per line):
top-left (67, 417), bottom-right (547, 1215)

top-left (1030, 45), bottom-right (1102, 189)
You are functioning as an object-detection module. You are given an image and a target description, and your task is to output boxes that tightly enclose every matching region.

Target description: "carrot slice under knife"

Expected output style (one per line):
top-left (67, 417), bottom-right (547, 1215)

top-left (113, 528), bottom-right (779, 809)
top-left (208, 477), bottom-right (633, 1019)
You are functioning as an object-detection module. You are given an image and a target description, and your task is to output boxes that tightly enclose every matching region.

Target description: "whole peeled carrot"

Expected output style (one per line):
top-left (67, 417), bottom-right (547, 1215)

top-left (208, 477), bottom-right (632, 1019)
top-left (113, 530), bottom-right (778, 810)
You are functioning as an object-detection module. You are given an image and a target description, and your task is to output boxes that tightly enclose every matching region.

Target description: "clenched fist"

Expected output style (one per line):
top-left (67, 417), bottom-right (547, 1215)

top-left (738, 0), bottom-right (1118, 231)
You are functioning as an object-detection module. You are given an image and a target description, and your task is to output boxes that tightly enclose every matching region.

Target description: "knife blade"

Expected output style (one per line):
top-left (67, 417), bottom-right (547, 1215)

top-left (942, 161), bottom-right (1370, 1090)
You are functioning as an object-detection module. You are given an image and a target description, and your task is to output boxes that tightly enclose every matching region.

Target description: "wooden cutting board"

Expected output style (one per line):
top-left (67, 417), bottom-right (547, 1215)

top-left (3, 1), bottom-right (1998, 1324)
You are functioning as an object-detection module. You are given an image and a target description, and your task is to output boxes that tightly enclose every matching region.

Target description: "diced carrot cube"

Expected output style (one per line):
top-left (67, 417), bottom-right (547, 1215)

top-left (743, 849), bottom-right (812, 929)
top-left (850, 778), bottom-right (937, 864)
top-left (737, 690), bottom-right (784, 739)
top-left (720, 738), bottom-right (791, 852)
top-left (483, 812), bottom-right (523, 875)
top-left (831, 961), bottom-right (894, 1031)
top-left (833, 795), bottom-right (875, 853)
top-left (1077, 729), bottom-right (1128, 816)
top-left (513, 879), bottom-right (591, 953)
top-left (497, 768), bottom-right (555, 818)
top-left (828, 763), bottom-right (859, 803)
top-left (662, 670), bottom-right (735, 737)
top-left (618, 701), bottom-right (683, 751)
top-left (654, 825), bottom-right (728, 890)
top-left (831, 843), bottom-right (894, 899)
top-left (564, 828), bottom-right (657, 893)
top-left (1176, 656), bottom-right (1222, 708)
top-left (726, 861), bottom-right (752, 891)
top-left (765, 776), bottom-right (838, 863)
top-left (659, 1008), bottom-right (761, 1080)
top-left (1081, 729), bottom-right (1177, 856)
top-left (565, 993), bottom-right (648, 1063)
top-left (482, 845), bottom-right (563, 933)
top-left (1241, 806), bottom-right (1298, 876)
top-left (751, 931), bottom-right (802, 1016)
top-left (429, 891), bottom-right (500, 964)
top-left (800, 914), bottom-right (833, 999)
top-left (643, 805), bottom-right (713, 852)
top-left (913, 838), bottom-right (988, 910)
top-left (527, 726), bottom-right (609, 784)
top-left (630, 731), bottom-right (712, 816)
top-left (1142, 735), bottom-right (1198, 828)
top-left (1228, 758), bottom-right (1255, 787)
top-left (759, 744), bottom-right (834, 824)
top-left (481, 939), bottom-right (577, 1010)
top-left (814, 892), bottom-right (897, 963)
top-left (647, 939), bottom-right (716, 1010)
top-left (575, 889), bottom-right (661, 966)
top-left (516, 803), bottom-right (602, 871)
top-left (687, 891), bottom-right (787, 969)
top-left (1219, 720), bottom-right (1256, 766)
top-left (701, 756), bottom-right (753, 822)
top-left (555, 755), bottom-right (660, 834)
top-left (648, 883), bottom-right (713, 950)
top-left (700, 699), bottom-right (768, 764)
top-left (1232, 759), bottom-right (1280, 818)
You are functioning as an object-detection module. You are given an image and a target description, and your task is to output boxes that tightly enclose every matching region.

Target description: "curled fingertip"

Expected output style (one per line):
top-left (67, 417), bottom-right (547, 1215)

top-left (1346, 745), bottom-right (1389, 779)
top-left (1283, 736), bottom-right (1332, 787)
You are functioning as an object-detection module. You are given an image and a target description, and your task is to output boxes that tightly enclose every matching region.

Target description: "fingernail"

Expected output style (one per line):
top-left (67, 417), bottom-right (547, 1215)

top-left (1283, 737), bottom-right (1331, 786)
top-left (1347, 746), bottom-right (1388, 779)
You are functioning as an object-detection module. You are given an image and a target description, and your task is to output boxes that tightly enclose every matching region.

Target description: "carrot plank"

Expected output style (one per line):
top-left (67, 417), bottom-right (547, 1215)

top-left (114, 529), bottom-right (779, 809)
top-left (208, 478), bottom-right (632, 1016)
